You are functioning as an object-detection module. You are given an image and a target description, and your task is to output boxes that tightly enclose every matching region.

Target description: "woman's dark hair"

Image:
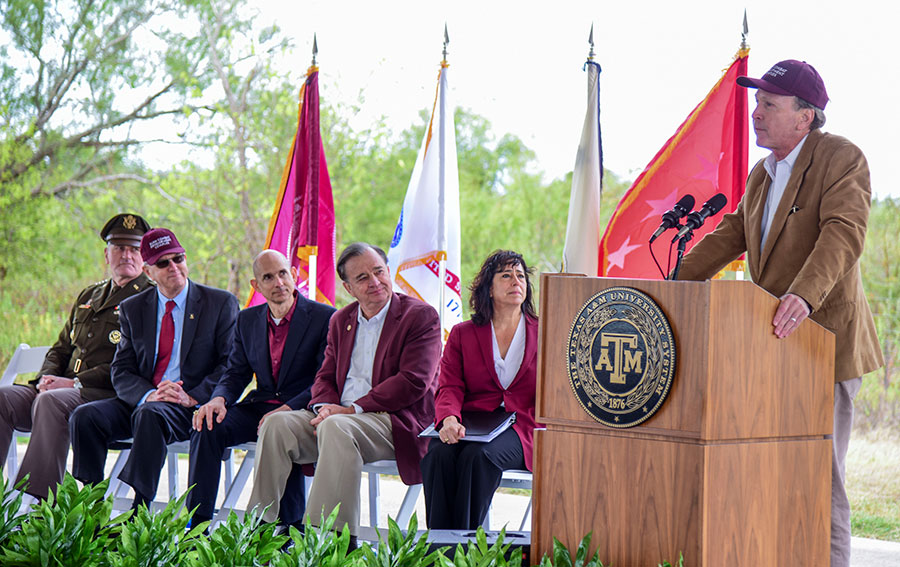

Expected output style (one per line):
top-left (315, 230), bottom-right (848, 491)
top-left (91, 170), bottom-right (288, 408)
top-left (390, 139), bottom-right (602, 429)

top-left (469, 250), bottom-right (536, 326)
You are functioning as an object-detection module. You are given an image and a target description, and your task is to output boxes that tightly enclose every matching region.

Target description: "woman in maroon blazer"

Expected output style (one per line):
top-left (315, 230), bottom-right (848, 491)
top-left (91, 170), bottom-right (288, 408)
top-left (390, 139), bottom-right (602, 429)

top-left (421, 250), bottom-right (538, 529)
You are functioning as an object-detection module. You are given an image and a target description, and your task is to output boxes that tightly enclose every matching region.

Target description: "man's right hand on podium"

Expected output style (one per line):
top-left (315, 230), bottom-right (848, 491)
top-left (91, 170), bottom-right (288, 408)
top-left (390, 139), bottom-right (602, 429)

top-left (773, 292), bottom-right (812, 339)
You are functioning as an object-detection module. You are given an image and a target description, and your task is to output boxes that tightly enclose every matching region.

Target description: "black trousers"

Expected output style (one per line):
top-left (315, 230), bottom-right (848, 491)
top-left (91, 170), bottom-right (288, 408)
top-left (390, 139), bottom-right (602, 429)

top-left (421, 427), bottom-right (526, 530)
top-left (69, 398), bottom-right (192, 505)
top-left (187, 401), bottom-right (306, 524)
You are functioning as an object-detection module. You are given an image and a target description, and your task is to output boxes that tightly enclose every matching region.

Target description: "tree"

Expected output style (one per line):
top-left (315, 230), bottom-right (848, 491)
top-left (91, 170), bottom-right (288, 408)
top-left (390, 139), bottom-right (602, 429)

top-left (858, 197), bottom-right (900, 428)
top-left (0, 0), bottom-right (265, 280)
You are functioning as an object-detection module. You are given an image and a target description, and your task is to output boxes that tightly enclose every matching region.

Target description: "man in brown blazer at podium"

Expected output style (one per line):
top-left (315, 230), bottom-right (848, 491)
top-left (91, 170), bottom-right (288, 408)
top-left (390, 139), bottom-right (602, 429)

top-left (677, 60), bottom-right (883, 567)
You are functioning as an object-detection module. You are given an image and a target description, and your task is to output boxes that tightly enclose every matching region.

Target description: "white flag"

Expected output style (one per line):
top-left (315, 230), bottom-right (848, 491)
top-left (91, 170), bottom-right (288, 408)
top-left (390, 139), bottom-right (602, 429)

top-left (387, 63), bottom-right (463, 341)
top-left (562, 61), bottom-right (603, 275)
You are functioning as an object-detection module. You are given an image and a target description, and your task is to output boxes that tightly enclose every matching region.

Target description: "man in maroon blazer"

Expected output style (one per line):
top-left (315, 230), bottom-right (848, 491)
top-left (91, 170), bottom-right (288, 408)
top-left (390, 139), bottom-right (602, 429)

top-left (247, 242), bottom-right (441, 541)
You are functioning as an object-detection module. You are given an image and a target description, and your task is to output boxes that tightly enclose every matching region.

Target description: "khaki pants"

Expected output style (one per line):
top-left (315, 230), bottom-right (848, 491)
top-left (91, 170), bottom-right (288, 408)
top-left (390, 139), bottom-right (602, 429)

top-left (248, 409), bottom-right (394, 535)
top-left (831, 377), bottom-right (861, 567)
top-left (0, 385), bottom-right (84, 499)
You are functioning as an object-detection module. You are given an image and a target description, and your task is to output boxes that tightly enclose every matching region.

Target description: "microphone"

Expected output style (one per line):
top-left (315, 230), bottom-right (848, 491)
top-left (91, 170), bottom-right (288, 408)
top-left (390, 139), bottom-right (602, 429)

top-left (672, 193), bottom-right (728, 242)
top-left (649, 194), bottom-right (695, 243)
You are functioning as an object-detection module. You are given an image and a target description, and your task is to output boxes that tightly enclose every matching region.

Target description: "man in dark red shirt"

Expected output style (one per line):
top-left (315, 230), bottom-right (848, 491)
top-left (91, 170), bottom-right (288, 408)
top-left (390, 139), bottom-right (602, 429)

top-left (189, 250), bottom-right (335, 527)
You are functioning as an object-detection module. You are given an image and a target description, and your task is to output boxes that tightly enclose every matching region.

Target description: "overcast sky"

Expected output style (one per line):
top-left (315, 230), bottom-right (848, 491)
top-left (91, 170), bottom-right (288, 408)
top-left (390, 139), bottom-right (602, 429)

top-left (253, 0), bottom-right (900, 199)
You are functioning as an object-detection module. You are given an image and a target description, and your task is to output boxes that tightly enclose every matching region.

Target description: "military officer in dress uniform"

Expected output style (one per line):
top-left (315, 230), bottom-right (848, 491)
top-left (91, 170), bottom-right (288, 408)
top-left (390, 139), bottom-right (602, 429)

top-left (0, 213), bottom-right (153, 504)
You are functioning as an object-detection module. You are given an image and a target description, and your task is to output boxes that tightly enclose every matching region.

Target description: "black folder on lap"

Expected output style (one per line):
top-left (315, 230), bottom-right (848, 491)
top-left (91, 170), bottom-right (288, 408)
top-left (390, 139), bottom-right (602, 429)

top-left (419, 410), bottom-right (516, 443)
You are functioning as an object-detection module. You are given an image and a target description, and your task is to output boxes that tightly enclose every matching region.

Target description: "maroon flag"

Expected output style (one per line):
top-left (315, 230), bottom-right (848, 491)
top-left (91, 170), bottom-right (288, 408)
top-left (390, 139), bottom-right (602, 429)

top-left (249, 65), bottom-right (336, 306)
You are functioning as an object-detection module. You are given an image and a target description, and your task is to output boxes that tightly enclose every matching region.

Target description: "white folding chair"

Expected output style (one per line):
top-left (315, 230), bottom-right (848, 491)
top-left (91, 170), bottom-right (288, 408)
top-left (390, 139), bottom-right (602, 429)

top-left (1, 344), bottom-right (51, 481)
top-left (482, 469), bottom-right (533, 531)
top-left (106, 439), bottom-right (241, 513)
top-left (212, 441), bottom-right (259, 525)
top-left (362, 459), bottom-right (422, 528)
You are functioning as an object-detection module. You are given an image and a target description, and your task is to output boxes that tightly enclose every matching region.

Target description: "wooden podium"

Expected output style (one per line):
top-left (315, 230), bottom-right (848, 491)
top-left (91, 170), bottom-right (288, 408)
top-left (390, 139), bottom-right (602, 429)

top-left (532, 274), bottom-right (834, 566)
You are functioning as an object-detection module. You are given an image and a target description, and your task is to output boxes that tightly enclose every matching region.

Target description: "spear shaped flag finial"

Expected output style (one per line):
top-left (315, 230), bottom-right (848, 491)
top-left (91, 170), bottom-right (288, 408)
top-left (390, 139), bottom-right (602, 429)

top-left (741, 9), bottom-right (749, 50)
top-left (312, 33), bottom-right (318, 66)
top-left (443, 23), bottom-right (450, 63)
top-left (588, 23), bottom-right (595, 61)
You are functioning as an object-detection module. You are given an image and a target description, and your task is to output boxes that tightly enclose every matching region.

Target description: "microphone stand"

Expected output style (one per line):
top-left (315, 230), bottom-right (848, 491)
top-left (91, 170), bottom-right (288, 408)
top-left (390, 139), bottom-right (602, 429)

top-left (669, 228), bottom-right (693, 281)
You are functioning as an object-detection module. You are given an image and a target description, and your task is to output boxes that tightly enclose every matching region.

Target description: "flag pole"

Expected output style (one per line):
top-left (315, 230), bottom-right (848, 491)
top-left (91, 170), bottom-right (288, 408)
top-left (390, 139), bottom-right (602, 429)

top-left (437, 24), bottom-right (449, 333)
top-left (308, 34), bottom-right (319, 302)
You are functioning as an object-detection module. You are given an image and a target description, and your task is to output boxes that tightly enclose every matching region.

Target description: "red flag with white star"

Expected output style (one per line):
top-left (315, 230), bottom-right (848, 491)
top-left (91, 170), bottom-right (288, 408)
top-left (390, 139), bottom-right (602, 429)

top-left (599, 49), bottom-right (749, 278)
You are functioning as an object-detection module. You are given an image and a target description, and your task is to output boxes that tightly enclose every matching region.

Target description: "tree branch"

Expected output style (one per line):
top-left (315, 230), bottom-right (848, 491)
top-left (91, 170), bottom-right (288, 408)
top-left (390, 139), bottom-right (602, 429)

top-left (1, 80), bottom-right (182, 183)
top-left (43, 173), bottom-right (158, 197)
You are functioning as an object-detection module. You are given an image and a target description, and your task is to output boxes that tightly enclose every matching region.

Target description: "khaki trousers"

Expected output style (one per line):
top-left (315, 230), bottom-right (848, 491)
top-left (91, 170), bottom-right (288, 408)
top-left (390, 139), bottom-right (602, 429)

top-left (0, 385), bottom-right (84, 498)
top-left (831, 377), bottom-right (861, 567)
top-left (249, 409), bottom-right (394, 535)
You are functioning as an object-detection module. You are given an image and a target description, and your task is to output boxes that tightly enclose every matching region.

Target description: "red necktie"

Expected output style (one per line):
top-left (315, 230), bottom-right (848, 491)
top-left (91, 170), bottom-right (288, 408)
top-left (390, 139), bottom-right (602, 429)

top-left (152, 300), bottom-right (176, 386)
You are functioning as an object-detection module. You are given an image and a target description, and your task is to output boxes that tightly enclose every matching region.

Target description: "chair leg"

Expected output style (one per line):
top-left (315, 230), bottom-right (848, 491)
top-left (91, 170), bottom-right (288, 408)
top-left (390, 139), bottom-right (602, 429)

top-left (223, 449), bottom-right (234, 488)
top-left (367, 471), bottom-right (380, 527)
top-left (167, 451), bottom-right (178, 501)
top-left (213, 449), bottom-right (255, 527)
top-left (106, 449), bottom-right (131, 499)
top-left (519, 497), bottom-right (532, 531)
top-left (5, 441), bottom-right (18, 483)
top-left (395, 484), bottom-right (421, 527)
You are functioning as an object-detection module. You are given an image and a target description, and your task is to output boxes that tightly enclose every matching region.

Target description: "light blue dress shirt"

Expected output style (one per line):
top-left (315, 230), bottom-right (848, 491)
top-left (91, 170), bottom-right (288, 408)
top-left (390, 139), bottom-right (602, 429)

top-left (139, 281), bottom-right (189, 405)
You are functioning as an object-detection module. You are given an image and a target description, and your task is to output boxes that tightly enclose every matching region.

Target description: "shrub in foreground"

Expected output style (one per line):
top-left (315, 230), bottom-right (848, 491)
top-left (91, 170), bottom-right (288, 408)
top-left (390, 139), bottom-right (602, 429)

top-left (0, 474), bottom-right (685, 566)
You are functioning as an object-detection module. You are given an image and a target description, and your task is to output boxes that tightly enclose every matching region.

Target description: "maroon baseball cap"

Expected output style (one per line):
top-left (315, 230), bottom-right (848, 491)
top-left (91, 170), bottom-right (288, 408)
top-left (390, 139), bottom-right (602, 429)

top-left (737, 59), bottom-right (829, 109)
top-left (140, 228), bottom-right (185, 266)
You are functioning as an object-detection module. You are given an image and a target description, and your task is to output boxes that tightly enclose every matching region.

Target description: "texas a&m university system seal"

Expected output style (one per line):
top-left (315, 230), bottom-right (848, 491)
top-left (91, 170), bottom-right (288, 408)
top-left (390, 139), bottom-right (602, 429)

top-left (567, 287), bottom-right (676, 428)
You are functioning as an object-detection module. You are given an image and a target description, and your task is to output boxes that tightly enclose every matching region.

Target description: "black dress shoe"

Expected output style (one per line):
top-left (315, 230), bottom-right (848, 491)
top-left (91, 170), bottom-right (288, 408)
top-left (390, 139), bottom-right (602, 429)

top-left (274, 521), bottom-right (304, 537)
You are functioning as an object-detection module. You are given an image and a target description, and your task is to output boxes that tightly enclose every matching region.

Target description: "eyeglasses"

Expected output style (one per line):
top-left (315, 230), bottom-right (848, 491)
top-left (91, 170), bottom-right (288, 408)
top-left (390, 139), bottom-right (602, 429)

top-left (154, 254), bottom-right (185, 268)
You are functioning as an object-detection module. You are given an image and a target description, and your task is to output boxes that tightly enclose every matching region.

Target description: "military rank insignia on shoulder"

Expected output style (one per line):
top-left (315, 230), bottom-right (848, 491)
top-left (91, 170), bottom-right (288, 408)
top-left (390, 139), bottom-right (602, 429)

top-left (566, 287), bottom-right (676, 428)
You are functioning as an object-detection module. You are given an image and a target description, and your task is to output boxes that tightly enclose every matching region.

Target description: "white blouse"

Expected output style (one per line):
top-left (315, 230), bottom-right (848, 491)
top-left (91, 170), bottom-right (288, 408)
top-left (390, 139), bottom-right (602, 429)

top-left (491, 313), bottom-right (527, 390)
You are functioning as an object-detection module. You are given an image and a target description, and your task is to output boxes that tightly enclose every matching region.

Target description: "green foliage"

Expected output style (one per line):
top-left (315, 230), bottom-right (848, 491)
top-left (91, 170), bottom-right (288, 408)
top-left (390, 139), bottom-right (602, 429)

top-left (185, 509), bottom-right (286, 567)
top-left (0, 476), bottom-right (130, 566)
top-left (0, 476), bottom-right (27, 549)
top-left (106, 490), bottom-right (205, 567)
top-left (271, 505), bottom-right (363, 567)
top-left (536, 534), bottom-right (605, 567)
top-left (534, 533), bottom-right (685, 567)
top-left (443, 527), bottom-right (523, 567)
top-left (658, 554), bottom-right (685, 567)
top-left (858, 197), bottom-right (900, 430)
top-left (360, 513), bottom-right (446, 567)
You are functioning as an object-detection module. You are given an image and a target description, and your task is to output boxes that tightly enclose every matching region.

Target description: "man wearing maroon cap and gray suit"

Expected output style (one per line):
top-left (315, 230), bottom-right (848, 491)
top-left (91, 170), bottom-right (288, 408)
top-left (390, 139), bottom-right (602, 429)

top-left (70, 228), bottom-right (239, 510)
top-left (677, 60), bottom-right (883, 566)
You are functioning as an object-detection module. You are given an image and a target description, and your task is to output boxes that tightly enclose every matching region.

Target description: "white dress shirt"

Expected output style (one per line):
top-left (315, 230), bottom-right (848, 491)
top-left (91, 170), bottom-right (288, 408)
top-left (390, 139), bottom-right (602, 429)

top-left (491, 313), bottom-right (526, 391)
top-left (760, 134), bottom-right (808, 249)
top-left (340, 297), bottom-right (392, 411)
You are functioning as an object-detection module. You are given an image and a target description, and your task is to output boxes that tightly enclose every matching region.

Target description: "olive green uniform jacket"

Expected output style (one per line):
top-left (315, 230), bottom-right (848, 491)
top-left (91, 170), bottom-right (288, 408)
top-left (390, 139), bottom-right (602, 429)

top-left (33, 273), bottom-right (154, 400)
top-left (678, 129), bottom-right (883, 382)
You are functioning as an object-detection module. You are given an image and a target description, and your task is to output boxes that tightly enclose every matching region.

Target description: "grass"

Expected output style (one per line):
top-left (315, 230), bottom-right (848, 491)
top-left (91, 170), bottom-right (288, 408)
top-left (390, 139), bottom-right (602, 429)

top-left (847, 429), bottom-right (900, 542)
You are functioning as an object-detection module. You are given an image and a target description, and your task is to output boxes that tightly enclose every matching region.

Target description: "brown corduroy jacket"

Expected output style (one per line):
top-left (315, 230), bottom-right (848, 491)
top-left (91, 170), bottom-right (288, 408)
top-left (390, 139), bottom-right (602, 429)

top-left (678, 128), bottom-right (883, 382)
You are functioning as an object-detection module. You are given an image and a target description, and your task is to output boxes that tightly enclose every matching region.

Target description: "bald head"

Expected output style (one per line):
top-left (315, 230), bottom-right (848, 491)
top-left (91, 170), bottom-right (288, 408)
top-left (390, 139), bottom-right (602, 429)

top-left (252, 249), bottom-right (290, 279)
top-left (250, 250), bottom-right (297, 315)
